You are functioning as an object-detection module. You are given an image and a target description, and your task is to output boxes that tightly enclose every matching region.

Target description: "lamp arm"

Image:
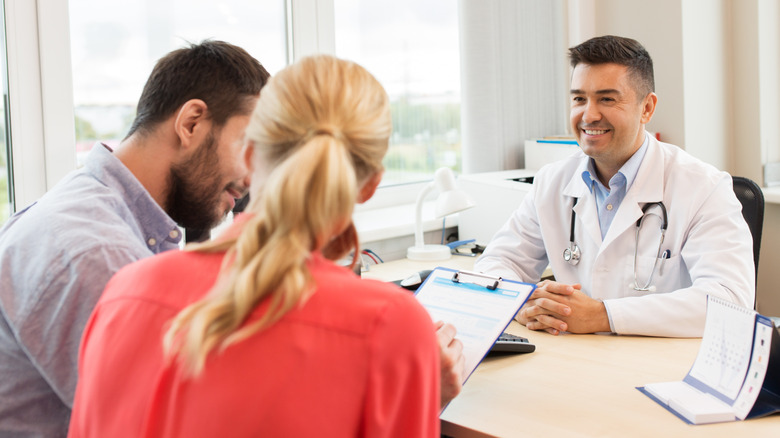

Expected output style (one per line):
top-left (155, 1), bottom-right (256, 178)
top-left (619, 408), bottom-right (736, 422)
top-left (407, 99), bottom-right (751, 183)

top-left (414, 182), bottom-right (436, 249)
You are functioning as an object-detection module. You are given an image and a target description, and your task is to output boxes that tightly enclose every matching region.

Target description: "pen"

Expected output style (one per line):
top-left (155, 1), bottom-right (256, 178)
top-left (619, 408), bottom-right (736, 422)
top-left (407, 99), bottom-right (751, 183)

top-left (659, 249), bottom-right (670, 276)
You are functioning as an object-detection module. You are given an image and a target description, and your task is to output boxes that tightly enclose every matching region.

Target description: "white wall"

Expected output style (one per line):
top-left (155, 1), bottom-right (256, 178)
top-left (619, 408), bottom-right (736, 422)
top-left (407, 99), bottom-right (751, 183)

top-left (730, 0), bottom-right (764, 181)
top-left (758, 0), bottom-right (780, 166)
top-left (681, 0), bottom-right (730, 171)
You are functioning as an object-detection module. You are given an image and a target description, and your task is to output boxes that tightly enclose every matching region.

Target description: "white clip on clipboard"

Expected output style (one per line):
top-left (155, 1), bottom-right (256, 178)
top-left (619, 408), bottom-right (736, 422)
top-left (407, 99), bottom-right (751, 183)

top-left (414, 267), bottom-right (535, 385)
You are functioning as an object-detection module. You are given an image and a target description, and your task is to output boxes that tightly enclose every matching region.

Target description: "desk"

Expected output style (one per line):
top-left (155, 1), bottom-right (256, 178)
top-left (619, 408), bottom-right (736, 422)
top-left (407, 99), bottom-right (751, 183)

top-left (440, 324), bottom-right (780, 437)
top-left (364, 258), bottom-right (780, 437)
top-left (360, 255), bottom-right (477, 283)
top-left (361, 255), bottom-right (551, 283)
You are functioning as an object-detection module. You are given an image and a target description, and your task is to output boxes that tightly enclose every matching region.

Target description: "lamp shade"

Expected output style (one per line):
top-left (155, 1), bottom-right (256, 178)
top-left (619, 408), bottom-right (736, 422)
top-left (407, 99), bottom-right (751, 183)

top-left (435, 189), bottom-right (476, 218)
top-left (433, 167), bottom-right (475, 217)
top-left (407, 167), bottom-right (476, 261)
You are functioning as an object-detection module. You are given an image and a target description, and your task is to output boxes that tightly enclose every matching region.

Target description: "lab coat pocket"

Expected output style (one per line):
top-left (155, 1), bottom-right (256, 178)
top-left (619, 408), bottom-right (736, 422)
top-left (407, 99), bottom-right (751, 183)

top-left (626, 253), bottom-right (682, 295)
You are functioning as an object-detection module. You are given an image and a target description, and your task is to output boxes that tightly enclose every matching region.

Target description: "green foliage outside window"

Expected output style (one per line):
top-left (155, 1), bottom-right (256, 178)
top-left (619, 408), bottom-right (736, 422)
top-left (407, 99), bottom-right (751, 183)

top-left (75, 115), bottom-right (98, 141)
top-left (383, 97), bottom-right (461, 184)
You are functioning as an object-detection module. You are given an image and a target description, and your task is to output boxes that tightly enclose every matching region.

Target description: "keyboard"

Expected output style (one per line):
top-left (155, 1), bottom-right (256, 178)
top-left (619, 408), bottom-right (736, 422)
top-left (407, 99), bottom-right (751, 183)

top-left (489, 332), bottom-right (536, 354)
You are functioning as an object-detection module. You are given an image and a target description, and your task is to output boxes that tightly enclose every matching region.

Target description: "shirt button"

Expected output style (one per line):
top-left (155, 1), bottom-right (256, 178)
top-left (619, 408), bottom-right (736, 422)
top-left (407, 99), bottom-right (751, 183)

top-left (147, 237), bottom-right (157, 246)
top-left (169, 230), bottom-right (180, 239)
top-left (606, 204), bottom-right (613, 211)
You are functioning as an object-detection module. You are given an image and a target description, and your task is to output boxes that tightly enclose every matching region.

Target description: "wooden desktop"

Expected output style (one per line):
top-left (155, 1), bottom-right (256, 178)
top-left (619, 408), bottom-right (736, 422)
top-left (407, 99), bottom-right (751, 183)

top-left (363, 256), bottom-right (780, 438)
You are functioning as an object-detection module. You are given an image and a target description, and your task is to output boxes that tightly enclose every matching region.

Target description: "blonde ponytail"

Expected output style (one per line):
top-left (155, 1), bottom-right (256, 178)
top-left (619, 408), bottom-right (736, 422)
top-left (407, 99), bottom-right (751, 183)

top-left (164, 55), bottom-right (390, 375)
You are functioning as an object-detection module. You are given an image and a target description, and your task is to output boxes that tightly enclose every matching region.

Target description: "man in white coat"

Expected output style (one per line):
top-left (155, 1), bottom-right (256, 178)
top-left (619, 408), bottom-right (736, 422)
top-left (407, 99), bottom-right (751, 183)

top-left (475, 35), bottom-right (754, 338)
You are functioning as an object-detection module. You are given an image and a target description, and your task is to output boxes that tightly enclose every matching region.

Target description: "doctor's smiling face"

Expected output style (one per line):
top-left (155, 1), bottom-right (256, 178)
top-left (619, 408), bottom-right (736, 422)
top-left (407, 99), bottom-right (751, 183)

top-left (570, 62), bottom-right (657, 181)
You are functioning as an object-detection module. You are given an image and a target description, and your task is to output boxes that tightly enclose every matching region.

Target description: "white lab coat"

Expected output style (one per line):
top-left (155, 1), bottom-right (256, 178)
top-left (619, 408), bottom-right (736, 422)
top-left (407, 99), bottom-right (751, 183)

top-left (475, 134), bottom-right (754, 337)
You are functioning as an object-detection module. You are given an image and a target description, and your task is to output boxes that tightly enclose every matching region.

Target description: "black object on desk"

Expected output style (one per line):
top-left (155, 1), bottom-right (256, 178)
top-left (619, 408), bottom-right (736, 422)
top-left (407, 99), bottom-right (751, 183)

top-left (490, 332), bottom-right (536, 354)
top-left (393, 269), bottom-right (536, 355)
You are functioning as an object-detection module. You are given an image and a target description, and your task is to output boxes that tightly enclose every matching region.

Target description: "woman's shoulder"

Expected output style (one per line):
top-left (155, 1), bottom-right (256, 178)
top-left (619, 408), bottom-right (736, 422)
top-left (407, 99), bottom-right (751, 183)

top-left (303, 257), bottom-right (433, 335)
top-left (102, 249), bottom-right (224, 309)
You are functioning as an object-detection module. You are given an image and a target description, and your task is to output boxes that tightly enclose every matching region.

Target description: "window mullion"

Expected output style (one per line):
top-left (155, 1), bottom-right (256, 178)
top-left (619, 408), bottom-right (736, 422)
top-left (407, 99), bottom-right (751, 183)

top-left (288, 0), bottom-right (335, 61)
top-left (4, 0), bottom-right (47, 209)
top-left (37, 0), bottom-right (77, 189)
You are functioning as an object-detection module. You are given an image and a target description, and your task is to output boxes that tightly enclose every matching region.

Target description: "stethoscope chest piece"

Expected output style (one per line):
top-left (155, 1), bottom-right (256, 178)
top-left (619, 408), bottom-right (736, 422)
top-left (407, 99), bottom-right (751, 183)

top-left (563, 243), bottom-right (581, 265)
top-left (562, 196), bottom-right (669, 290)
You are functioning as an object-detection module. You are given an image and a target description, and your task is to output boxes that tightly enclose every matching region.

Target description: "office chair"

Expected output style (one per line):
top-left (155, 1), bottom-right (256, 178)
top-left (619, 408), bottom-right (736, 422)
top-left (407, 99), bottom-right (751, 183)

top-left (185, 194), bottom-right (251, 243)
top-left (731, 176), bottom-right (764, 283)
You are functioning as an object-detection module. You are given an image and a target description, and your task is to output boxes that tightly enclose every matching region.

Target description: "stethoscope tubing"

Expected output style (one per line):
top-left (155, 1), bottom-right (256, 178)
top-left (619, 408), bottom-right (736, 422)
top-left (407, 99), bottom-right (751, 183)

top-left (564, 197), bottom-right (668, 291)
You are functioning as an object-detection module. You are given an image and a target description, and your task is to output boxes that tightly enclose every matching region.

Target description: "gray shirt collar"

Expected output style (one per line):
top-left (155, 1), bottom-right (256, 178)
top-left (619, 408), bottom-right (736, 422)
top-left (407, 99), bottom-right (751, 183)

top-left (84, 143), bottom-right (181, 247)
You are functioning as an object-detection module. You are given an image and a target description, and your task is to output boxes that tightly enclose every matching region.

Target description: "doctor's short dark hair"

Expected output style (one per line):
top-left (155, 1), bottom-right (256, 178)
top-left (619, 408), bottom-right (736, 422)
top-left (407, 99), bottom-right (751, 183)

top-left (125, 40), bottom-right (270, 139)
top-left (568, 35), bottom-right (655, 100)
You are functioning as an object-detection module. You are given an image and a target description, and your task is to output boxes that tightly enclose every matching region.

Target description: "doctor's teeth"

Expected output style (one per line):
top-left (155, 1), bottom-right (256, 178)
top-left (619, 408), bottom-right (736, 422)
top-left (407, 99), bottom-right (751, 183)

top-left (585, 129), bottom-right (607, 135)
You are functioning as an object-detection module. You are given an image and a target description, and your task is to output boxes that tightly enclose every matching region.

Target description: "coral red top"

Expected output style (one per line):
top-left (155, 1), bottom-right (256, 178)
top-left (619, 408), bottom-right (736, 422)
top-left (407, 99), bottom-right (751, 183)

top-left (68, 220), bottom-right (440, 438)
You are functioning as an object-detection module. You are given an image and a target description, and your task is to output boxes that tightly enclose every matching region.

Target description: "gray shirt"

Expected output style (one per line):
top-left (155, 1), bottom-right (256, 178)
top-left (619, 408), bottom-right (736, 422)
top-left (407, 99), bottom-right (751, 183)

top-left (0, 143), bottom-right (181, 437)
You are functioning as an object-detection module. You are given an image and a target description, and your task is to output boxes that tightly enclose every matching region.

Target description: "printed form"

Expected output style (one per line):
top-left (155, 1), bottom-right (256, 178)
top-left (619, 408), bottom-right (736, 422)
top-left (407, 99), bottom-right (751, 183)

top-left (414, 268), bottom-right (535, 382)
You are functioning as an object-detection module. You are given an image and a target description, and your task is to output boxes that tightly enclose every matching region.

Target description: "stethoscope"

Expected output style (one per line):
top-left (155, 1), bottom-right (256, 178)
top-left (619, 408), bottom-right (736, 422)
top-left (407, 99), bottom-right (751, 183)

top-left (563, 198), bottom-right (668, 291)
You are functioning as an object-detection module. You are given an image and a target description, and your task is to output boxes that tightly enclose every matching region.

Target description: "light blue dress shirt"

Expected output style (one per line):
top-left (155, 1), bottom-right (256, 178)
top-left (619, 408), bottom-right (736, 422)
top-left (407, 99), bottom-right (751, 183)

top-left (0, 143), bottom-right (181, 437)
top-left (581, 134), bottom-right (649, 239)
top-left (579, 134), bottom-right (649, 332)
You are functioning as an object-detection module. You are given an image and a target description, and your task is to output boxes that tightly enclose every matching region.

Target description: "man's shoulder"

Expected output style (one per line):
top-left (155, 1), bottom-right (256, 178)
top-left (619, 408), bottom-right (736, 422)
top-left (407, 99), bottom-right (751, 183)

top-left (0, 176), bottom-right (152, 305)
top-left (655, 139), bottom-right (728, 185)
top-left (1, 173), bottom-right (141, 249)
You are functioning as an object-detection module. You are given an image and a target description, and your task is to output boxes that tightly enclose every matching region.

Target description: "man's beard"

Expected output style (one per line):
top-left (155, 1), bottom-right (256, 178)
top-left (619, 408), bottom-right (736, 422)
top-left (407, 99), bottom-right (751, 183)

top-left (166, 132), bottom-right (227, 230)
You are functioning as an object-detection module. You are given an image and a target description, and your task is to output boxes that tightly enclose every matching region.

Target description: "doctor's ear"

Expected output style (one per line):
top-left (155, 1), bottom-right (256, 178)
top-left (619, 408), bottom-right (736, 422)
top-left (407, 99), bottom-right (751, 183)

top-left (640, 93), bottom-right (658, 125)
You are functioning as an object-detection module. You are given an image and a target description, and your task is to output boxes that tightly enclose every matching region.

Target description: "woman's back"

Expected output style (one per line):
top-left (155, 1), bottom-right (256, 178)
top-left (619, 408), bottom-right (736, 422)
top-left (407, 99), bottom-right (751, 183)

top-left (69, 223), bottom-right (440, 437)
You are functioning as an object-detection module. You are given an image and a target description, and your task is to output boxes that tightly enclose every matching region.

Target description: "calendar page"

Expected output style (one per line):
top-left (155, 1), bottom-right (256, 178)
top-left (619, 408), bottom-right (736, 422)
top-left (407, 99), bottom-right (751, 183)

top-left (686, 296), bottom-right (756, 400)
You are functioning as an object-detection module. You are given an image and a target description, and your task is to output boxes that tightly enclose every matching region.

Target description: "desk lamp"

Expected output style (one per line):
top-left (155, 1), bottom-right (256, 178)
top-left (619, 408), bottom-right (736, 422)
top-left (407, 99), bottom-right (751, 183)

top-left (407, 167), bottom-right (475, 261)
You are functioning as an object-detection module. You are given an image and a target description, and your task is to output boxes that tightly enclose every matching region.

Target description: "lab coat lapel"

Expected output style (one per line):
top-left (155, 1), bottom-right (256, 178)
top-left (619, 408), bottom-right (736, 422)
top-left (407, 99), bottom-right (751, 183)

top-left (562, 161), bottom-right (602, 249)
top-left (600, 135), bottom-right (665, 250)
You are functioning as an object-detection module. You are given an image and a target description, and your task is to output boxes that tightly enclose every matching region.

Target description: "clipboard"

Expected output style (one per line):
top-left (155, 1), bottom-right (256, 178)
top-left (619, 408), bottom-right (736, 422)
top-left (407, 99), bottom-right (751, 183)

top-left (413, 267), bottom-right (536, 385)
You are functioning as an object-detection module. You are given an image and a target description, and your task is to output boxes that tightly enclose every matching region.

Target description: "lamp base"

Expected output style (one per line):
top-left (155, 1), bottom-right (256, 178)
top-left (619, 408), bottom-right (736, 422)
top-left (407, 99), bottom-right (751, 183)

top-left (407, 244), bottom-right (452, 261)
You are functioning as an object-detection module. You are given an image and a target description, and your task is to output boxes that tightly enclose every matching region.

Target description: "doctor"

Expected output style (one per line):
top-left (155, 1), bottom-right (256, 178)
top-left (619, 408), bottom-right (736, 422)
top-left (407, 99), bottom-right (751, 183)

top-left (475, 35), bottom-right (754, 338)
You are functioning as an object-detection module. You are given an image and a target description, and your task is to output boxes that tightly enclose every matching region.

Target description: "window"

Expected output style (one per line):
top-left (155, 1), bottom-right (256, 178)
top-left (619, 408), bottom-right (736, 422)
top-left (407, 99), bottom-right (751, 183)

top-left (0, 4), bottom-right (12, 225)
top-left (333, 0), bottom-right (461, 186)
top-left (68, 0), bottom-right (288, 165)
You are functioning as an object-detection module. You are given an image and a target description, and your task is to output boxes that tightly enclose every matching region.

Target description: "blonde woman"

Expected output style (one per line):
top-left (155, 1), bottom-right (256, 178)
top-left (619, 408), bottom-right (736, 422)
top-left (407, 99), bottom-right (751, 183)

top-left (68, 55), bottom-right (441, 437)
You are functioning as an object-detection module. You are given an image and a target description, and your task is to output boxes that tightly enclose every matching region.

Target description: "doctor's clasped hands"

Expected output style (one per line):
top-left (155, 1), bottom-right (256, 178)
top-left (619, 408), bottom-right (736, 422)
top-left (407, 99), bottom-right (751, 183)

top-left (517, 280), bottom-right (610, 335)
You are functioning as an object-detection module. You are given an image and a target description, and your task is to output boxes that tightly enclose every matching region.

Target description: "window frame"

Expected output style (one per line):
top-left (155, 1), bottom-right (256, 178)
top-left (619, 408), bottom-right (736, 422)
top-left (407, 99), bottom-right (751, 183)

top-left (8, 0), bottom-right (436, 217)
top-left (5, 0), bottom-right (75, 210)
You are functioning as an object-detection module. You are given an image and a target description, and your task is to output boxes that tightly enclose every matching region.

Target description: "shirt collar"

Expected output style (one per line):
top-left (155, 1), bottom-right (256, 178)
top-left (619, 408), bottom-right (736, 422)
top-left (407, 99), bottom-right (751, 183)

top-left (620, 133), bottom-right (649, 193)
top-left (83, 143), bottom-right (182, 248)
top-left (580, 132), bottom-right (649, 194)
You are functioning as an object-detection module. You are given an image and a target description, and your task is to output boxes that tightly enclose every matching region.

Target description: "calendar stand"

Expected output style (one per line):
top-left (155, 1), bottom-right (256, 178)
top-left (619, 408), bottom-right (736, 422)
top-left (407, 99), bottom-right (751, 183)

top-left (637, 296), bottom-right (780, 425)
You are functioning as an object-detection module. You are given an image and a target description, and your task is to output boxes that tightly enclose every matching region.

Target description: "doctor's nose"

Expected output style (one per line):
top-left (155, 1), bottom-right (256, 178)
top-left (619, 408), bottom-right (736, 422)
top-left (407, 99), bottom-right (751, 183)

top-left (581, 102), bottom-right (602, 124)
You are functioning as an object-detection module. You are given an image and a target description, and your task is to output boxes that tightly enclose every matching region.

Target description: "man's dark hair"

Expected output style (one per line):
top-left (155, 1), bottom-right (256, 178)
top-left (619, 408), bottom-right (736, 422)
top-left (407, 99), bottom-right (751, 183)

top-left (126, 40), bottom-right (270, 138)
top-left (568, 35), bottom-right (654, 99)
